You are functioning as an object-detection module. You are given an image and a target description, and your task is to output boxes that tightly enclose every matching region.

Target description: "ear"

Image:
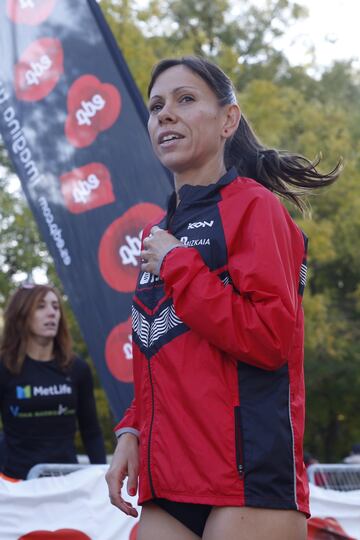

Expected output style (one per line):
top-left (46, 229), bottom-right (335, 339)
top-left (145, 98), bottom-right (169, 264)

top-left (221, 103), bottom-right (241, 139)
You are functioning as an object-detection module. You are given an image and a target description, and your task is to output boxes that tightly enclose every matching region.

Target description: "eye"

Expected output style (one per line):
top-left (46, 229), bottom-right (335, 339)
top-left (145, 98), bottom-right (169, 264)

top-left (180, 95), bottom-right (194, 103)
top-left (149, 102), bottom-right (163, 114)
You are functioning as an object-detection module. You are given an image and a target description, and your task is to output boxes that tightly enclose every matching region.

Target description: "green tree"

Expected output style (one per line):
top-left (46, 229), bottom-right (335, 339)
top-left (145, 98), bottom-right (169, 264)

top-left (0, 160), bottom-right (49, 304)
top-left (1, 0), bottom-right (359, 460)
top-left (100, 0), bottom-right (158, 97)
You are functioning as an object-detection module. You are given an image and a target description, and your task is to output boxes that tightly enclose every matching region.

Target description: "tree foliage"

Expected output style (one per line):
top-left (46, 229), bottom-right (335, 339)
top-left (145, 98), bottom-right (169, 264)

top-left (0, 0), bottom-right (359, 460)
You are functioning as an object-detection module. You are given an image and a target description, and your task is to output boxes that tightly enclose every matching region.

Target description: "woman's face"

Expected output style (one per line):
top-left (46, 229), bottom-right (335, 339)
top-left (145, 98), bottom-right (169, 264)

top-left (148, 65), bottom-right (228, 175)
top-left (28, 290), bottom-right (61, 341)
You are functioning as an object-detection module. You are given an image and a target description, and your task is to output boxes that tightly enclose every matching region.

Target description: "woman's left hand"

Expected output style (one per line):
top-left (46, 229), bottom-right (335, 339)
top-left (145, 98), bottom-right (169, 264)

top-left (140, 226), bottom-right (183, 276)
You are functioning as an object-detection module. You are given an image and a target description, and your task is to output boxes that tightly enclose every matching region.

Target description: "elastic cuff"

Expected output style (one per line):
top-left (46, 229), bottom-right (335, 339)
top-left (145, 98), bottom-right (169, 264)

top-left (156, 243), bottom-right (187, 275)
top-left (115, 428), bottom-right (140, 439)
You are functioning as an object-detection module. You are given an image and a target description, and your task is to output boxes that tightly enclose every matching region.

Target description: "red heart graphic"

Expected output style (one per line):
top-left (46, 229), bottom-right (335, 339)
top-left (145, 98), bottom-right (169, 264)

top-left (308, 517), bottom-right (355, 539)
top-left (65, 75), bottom-right (121, 148)
top-left (105, 317), bottom-right (133, 382)
top-left (14, 38), bottom-right (64, 102)
top-left (60, 163), bottom-right (115, 214)
top-left (129, 523), bottom-right (138, 540)
top-left (98, 203), bottom-right (163, 293)
top-left (7, 0), bottom-right (57, 26)
top-left (19, 529), bottom-right (91, 540)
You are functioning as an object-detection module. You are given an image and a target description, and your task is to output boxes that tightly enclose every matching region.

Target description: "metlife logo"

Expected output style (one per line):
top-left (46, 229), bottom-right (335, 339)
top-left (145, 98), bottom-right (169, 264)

top-left (16, 385), bottom-right (31, 399)
top-left (16, 384), bottom-right (72, 399)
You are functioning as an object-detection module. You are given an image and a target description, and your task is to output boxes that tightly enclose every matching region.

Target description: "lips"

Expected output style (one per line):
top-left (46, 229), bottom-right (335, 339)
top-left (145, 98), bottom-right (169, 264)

top-left (44, 318), bottom-right (57, 326)
top-left (158, 131), bottom-right (184, 145)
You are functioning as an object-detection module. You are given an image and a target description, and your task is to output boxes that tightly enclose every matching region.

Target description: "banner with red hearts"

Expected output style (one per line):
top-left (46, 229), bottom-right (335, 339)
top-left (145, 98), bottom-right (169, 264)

top-left (0, 465), bottom-right (140, 539)
top-left (0, 0), bottom-right (172, 420)
top-left (1, 469), bottom-right (360, 539)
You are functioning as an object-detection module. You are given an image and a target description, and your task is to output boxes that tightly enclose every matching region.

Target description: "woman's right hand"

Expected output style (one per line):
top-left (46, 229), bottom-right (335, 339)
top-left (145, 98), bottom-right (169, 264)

top-left (105, 432), bottom-right (139, 517)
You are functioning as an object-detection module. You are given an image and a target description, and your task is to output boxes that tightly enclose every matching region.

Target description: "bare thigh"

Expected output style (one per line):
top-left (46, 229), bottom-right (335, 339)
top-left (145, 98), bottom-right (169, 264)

top-left (137, 502), bottom-right (201, 540)
top-left (203, 506), bottom-right (307, 540)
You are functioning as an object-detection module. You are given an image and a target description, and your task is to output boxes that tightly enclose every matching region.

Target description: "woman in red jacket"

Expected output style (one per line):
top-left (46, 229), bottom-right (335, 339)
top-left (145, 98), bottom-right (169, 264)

top-left (106, 56), bottom-right (340, 539)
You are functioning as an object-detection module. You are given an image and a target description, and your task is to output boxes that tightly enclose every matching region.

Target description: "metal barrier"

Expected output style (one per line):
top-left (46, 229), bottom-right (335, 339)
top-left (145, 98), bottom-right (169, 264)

top-left (26, 454), bottom-right (113, 479)
top-left (307, 463), bottom-right (360, 491)
top-left (27, 463), bottom-right (92, 480)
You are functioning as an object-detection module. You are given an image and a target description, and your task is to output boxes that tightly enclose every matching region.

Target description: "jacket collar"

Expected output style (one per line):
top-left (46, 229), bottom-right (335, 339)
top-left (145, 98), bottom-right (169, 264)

top-left (166, 166), bottom-right (238, 218)
top-left (178, 166), bottom-right (238, 203)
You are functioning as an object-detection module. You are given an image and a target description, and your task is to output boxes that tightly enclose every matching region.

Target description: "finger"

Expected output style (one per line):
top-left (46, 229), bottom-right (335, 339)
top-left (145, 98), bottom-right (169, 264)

top-left (111, 494), bottom-right (139, 517)
top-left (106, 469), bottom-right (125, 501)
top-left (108, 483), bottom-right (126, 510)
top-left (107, 473), bottom-right (138, 516)
top-left (141, 261), bottom-right (154, 273)
top-left (140, 249), bottom-right (149, 260)
top-left (127, 463), bottom-right (139, 497)
top-left (118, 498), bottom-right (139, 517)
top-left (105, 468), bottom-right (123, 491)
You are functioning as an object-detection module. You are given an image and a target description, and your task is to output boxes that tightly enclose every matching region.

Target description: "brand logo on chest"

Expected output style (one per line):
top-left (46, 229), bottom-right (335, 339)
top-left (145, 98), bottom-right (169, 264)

top-left (16, 384), bottom-right (72, 399)
top-left (187, 220), bottom-right (214, 229)
top-left (180, 236), bottom-right (210, 246)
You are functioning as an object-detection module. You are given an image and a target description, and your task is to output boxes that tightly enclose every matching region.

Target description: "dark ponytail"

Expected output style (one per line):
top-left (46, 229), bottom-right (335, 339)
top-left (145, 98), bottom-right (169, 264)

top-left (225, 115), bottom-right (342, 212)
top-left (148, 55), bottom-right (342, 212)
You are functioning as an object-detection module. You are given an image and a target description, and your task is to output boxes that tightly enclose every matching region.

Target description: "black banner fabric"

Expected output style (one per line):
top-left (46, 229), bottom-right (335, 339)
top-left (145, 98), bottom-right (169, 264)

top-left (0, 0), bottom-right (172, 420)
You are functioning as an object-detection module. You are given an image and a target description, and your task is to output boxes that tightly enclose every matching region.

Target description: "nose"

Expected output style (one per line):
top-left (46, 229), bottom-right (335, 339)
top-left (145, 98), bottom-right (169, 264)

top-left (46, 305), bottom-right (57, 317)
top-left (157, 102), bottom-right (176, 124)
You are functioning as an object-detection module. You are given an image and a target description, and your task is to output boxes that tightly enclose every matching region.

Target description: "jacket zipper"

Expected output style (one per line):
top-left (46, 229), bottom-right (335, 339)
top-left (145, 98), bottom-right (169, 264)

top-left (147, 358), bottom-right (156, 497)
top-left (234, 406), bottom-right (245, 479)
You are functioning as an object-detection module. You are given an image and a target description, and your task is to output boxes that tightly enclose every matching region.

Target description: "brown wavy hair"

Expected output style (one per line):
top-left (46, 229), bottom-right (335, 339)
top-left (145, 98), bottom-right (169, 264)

top-left (0, 284), bottom-right (73, 375)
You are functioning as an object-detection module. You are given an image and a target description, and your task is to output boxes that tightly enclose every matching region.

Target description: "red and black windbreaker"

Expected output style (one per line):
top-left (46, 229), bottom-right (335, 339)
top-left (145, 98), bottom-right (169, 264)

top-left (115, 167), bottom-right (310, 515)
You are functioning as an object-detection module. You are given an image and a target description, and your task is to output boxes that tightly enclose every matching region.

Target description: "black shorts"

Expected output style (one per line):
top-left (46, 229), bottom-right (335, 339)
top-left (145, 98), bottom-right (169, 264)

top-left (152, 498), bottom-right (212, 537)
